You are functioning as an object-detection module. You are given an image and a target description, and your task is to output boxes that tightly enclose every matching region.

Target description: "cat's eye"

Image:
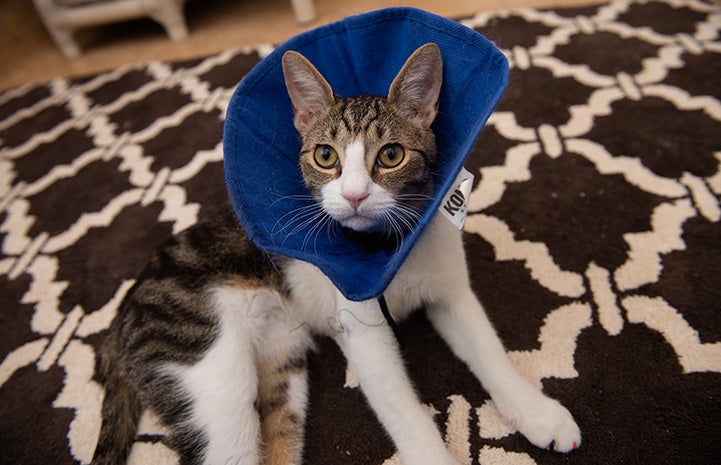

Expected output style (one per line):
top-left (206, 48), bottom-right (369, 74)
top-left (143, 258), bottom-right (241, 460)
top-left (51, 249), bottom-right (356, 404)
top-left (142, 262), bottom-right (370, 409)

top-left (377, 144), bottom-right (405, 169)
top-left (313, 145), bottom-right (339, 169)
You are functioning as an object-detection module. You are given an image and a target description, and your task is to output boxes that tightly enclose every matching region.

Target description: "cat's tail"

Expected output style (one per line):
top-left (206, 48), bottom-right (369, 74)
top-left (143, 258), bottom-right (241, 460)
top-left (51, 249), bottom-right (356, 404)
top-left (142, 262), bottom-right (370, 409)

top-left (91, 332), bottom-right (142, 465)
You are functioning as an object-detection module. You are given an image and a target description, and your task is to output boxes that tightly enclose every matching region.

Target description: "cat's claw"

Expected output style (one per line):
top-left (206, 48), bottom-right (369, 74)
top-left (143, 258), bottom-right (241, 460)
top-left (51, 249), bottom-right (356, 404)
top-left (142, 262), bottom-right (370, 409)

top-left (514, 396), bottom-right (581, 454)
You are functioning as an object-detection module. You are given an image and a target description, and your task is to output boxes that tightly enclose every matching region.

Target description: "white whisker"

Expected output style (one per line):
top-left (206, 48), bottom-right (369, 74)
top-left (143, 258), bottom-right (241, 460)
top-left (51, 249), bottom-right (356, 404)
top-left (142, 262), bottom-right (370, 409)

top-left (395, 193), bottom-right (434, 202)
top-left (287, 209), bottom-right (328, 236)
top-left (270, 194), bottom-right (316, 206)
top-left (382, 210), bottom-right (405, 249)
top-left (393, 208), bottom-right (415, 234)
top-left (272, 203), bottom-right (325, 234)
top-left (301, 211), bottom-right (335, 254)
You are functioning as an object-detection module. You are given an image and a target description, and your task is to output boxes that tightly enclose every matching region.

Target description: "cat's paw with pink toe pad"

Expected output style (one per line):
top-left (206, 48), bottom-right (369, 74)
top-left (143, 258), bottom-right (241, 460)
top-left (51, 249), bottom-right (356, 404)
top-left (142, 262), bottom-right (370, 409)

top-left (515, 396), bottom-right (581, 453)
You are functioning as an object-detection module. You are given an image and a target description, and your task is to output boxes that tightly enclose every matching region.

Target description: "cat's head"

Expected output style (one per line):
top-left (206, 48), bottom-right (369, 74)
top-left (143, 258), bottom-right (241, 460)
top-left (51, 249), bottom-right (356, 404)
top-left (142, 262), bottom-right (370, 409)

top-left (282, 43), bottom-right (442, 236)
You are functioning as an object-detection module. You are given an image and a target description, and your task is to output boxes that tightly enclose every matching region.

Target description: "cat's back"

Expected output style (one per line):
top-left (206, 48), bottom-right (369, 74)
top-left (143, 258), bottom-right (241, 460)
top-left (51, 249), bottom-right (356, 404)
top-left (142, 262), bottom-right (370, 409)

top-left (108, 205), bottom-right (287, 366)
top-left (142, 205), bottom-right (284, 288)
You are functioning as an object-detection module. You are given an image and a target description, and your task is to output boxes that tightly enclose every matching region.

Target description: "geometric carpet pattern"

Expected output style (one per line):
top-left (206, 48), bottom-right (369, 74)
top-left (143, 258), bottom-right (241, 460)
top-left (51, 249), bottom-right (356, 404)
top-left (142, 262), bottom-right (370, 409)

top-left (1, 1), bottom-right (720, 464)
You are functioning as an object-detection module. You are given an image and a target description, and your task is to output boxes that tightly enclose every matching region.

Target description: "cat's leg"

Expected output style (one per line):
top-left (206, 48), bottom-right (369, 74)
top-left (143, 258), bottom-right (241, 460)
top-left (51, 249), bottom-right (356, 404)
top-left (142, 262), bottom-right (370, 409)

top-left (335, 295), bottom-right (461, 465)
top-left (161, 288), bottom-right (266, 465)
top-left (256, 352), bottom-right (308, 465)
top-left (425, 253), bottom-right (581, 452)
top-left (256, 310), bottom-right (313, 465)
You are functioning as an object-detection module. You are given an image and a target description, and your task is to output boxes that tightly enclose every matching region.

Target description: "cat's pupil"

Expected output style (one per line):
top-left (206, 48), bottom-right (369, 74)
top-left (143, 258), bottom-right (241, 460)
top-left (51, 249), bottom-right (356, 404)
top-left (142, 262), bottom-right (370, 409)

top-left (384, 147), bottom-right (397, 160)
top-left (320, 147), bottom-right (332, 161)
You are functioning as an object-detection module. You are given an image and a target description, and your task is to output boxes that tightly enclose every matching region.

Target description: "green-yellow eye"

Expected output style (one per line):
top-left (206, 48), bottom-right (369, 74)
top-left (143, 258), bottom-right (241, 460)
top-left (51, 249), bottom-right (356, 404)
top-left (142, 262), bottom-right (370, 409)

top-left (377, 144), bottom-right (405, 169)
top-left (313, 145), bottom-right (339, 169)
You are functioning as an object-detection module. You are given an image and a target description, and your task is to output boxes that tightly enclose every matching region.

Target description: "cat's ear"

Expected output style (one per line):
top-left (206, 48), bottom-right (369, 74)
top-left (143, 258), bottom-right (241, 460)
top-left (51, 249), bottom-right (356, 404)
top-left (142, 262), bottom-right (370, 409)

top-left (388, 43), bottom-right (443, 128)
top-left (282, 51), bottom-right (335, 132)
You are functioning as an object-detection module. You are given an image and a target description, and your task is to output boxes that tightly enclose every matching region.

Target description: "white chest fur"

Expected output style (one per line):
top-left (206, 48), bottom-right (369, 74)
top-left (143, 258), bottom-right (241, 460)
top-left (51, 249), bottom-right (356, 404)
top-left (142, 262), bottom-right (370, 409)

top-left (283, 212), bottom-right (468, 334)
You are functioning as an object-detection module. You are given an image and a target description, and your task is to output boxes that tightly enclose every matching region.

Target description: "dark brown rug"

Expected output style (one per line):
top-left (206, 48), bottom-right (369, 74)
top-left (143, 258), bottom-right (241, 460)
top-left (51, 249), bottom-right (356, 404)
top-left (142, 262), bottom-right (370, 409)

top-left (2, 0), bottom-right (720, 464)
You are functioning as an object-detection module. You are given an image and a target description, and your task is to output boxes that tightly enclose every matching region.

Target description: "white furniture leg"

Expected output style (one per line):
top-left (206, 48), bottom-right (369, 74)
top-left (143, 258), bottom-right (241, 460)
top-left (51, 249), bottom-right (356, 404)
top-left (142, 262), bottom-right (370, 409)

top-left (290, 0), bottom-right (315, 23)
top-left (148, 0), bottom-right (189, 41)
top-left (32, 0), bottom-right (188, 58)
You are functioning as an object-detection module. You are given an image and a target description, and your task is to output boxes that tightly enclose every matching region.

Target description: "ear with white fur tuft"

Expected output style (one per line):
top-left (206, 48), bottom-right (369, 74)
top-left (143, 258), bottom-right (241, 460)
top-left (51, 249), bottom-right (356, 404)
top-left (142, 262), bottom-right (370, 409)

top-left (282, 51), bottom-right (335, 132)
top-left (387, 43), bottom-right (443, 128)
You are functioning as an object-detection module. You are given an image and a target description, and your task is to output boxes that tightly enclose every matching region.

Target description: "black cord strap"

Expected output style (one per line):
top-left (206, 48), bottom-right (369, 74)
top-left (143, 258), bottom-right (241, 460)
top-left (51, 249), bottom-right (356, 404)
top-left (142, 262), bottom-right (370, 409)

top-left (378, 294), bottom-right (404, 349)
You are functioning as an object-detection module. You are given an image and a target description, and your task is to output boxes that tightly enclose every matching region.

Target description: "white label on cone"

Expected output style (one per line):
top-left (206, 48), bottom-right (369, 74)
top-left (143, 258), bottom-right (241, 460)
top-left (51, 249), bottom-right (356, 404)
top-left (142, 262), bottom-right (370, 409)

top-left (439, 167), bottom-right (474, 230)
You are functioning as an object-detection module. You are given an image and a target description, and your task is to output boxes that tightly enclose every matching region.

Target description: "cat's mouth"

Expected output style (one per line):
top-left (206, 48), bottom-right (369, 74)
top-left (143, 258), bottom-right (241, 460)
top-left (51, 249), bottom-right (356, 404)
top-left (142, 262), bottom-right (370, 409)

top-left (337, 212), bottom-right (380, 232)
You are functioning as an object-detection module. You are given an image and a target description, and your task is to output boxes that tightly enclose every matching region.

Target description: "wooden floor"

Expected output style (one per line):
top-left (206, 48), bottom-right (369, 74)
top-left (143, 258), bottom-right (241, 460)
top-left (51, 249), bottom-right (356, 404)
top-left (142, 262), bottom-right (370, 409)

top-left (0, 0), bottom-right (596, 91)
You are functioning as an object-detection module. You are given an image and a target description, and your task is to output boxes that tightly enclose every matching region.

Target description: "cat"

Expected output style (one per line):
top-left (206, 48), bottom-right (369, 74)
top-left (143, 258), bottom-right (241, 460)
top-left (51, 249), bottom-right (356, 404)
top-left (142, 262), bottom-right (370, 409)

top-left (91, 43), bottom-right (581, 465)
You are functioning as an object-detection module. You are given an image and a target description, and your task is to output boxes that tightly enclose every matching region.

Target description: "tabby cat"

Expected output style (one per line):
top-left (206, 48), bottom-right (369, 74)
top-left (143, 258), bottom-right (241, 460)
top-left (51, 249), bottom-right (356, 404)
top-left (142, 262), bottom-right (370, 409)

top-left (91, 43), bottom-right (581, 465)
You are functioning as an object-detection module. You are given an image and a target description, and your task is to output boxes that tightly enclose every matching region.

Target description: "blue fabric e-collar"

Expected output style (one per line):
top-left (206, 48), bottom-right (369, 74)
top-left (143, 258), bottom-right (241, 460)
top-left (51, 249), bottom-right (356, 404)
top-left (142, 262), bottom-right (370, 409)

top-left (223, 8), bottom-right (508, 301)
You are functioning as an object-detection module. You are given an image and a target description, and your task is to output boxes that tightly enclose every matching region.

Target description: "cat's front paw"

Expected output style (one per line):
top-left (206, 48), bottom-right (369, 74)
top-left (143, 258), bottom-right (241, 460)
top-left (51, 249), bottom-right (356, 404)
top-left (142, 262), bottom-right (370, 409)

top-left (515, 396), bottom-right (581, 453)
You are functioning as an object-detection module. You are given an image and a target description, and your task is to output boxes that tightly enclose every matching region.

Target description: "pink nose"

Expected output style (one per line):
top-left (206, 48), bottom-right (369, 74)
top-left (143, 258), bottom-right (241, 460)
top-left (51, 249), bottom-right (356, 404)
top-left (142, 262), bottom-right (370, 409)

top-left (342, 192), bottom-right (368, 210)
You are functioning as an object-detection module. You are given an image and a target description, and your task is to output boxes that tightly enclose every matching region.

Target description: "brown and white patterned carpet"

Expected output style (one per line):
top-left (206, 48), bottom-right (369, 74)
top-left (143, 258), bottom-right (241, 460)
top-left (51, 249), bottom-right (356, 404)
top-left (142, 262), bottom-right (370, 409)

top-left (2, 0), bottom-right (721, 463)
